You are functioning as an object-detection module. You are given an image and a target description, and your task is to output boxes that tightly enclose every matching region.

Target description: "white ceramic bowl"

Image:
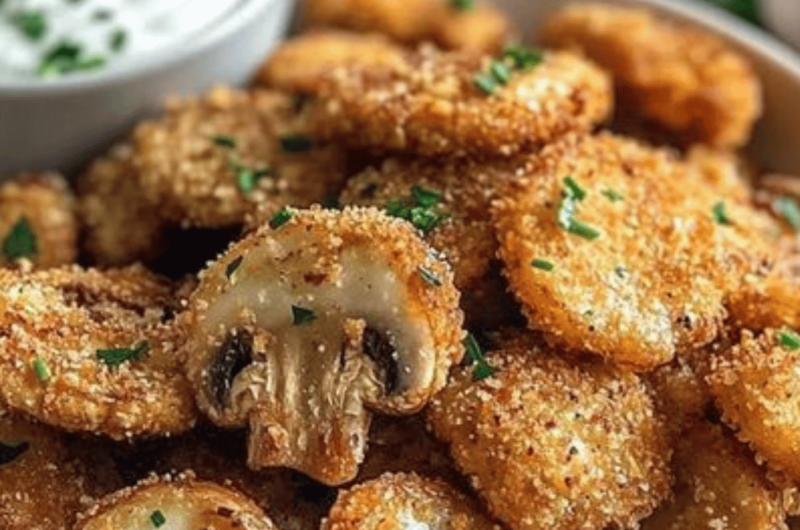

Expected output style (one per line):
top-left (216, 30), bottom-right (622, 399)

top-left (0, 0), bottom-right (295, 177)
top-left (495, 0), bottom-right (800, 174)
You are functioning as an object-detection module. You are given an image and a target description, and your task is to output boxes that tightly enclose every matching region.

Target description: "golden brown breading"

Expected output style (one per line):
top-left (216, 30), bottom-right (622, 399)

top-left (184, 207), bottom-right (464, 485)
top-left (685, 145), bottom-right (754, 203)
top-left (0, 172), bottom-right (77, 269)
top-left (76, 473), bottom-right (277, 530)
top-left (300, 0), bottom-right (511, 53)
top-left (493, 133), bottom-right (779, 370)
top-left (0, 415), bottom-right (121, 530)
top-left (707, 328), bottom-right (800, 481)
top-left (308, 46), bottom-right (612, 157)
top-left (322, 472), bottom-right (500, 530)
top-left (541, 2), bottom-right (762, 148)
top-left (427, 346), bottom-right (672, 530)
top-left (642, 422), bottom-right (786, 530)
top-left (0, 265), bottom-right (197, 439)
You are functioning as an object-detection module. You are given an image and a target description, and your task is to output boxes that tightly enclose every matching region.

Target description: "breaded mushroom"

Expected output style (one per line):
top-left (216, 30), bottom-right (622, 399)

top-left (76, 473), bottom-right (277, 530)
top-left (0, 265), bottom-right (197, 439)
top-left (183, 207), bottom-right (464, 485)
top-left (0, 415), bottom-right (119, 530)
top-left (427, 346), bottom-right (672, 530)
top-left (707, 328), bottom-right (800, 481)
top-left (541, 3), bottom-right (762, 148)
top-left (493, 133), bottom-right (779, 370)
top-left (300, 0), bottom-right (511, 54)
top-left (0, 172), bottom-right (77, 269)
top-left (642, 422), bottom-right (786, 530)
top-left (307, 45), bottom-right (612, 157)
top-left (322, 472), bottom-right (500, 530)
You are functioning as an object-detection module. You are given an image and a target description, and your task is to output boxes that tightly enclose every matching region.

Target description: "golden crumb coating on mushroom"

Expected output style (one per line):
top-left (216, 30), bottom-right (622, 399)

top-left (0, 415), bottom-right (121, 530)
top-left (641, 422), bottom-right (786, 530)
top-left (184, 207), bottom-right (464, 485)
top-left (307, 45), bottom-right (612, 157)
top-left (300, 0), bottom-right (511, 53)
top-left (707, 328), bottom-right (800, 481)
top-left (0, 265), bottom-right (197, 439)
top-left (685, 145), bottom-right (755, 203)
top-left (427, 346), bottom-right (672, 530)
top-left (322, 472), bottom-right (500, 530)
top-left (76, 473), bottom-right (277, 530)
top-left (541, 2), bottom-right (762, 148)
top-left (493, 133), bottom-right (779, 370)
top-left (0, 172), bottom-right (77, 269)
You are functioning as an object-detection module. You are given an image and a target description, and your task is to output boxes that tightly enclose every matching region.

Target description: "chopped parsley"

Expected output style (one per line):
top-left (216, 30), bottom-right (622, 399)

top-left (2, 216), bottom-right (37, 262)
top-left (602, 189), bottom-right (624, 202)
top-left (211, 138), bottom-right (273, 194)
top-left (418, 266), bottom-right (442, 287)
top-left (212, 134), bottom-right (237, 149)
top-left (32, 356), bottom-right (51, 382)
top-left (778, 329), bottom-right (800, 350)
top-left (556, 177), bottom-right (600, 241)
top-left (450, 0), bottom-right (474, 10)
top-left (567, 220), bottom-right (600, 240)
top-left (563, 176), bottom-right (587, 201)
top-left (279, 134), bottom-right (314, 153)
top-left (150, 510), bottom-right (166, 528)
top-left (503, 44), bottom-right (544, 70)
top-left (38, 41), bottom-right (106, 77)
top-left (12, 10), bottom-right (47, 41)
top-left (531, 259), bottom-right (554, 271)
top-left (292, 305), bottom-right (316, 326)
top-left (385, 185), bottom-right (448, 234)
top-left (109, 28), bottom-right (126, 52)
top-left (473, 73), bottom-right (496, 95)
top-left (225, 256), bottom-right (244, 279)
top-left (96, 342), bottom-right (150, 368)
top-left (773, 196), bottom-right (800, 233)
top-left (615, 266), bottom-right (627, 279)
top-left (269, 207), bottom-right (292, 229)
top-left (490, 60), bottom-right (511, 85)
top-left (712, 201), bottom-right (732, 225)
top-left (464, 333), bottom-right (496, 381)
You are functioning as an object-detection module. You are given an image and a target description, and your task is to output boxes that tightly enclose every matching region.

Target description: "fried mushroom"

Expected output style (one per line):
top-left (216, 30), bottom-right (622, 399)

top-left (184, 207), bottom-right (464, 485)
top-left (0, 172), bottom-right (77, 269)
top-left (307, 45), bottom-right (612, 157)
top-left (322, 472), bottom-right (500, 530)
top-left (541, 2), bottom-right (762, 148)
top-left (427, 345), bottom-right (672, 530)
top-left (76, 473), bottom-right (277, 530)
top-left (493, 133), bottom-right (779, 370)
top-left (0, 265), bottom-right (197, 438)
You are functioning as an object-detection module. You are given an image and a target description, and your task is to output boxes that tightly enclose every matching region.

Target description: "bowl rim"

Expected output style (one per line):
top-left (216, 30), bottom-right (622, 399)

top-left (0, 0), bottom-right (282, 96)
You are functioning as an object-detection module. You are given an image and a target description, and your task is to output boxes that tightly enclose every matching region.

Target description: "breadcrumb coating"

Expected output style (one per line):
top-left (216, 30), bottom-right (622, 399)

top-left (0, 265), bottom-right (197, 439)
top-left (308, 45), bottom-right (612, 157)
top-left (708, 329), bottom-right (800, 481)
top-left (76, 472), bottom-right (277, 530)
top-left (641, 422), bottom-right (786, 530)
top-left (300, 0), bottom-right (511, 53)
top-left (322, 472), bottom-right (500, 530)
top-left (493, 133), bottom-right (779, 370)
top-left (541, 2), bottom-right (762, 148)
top-left (427, 346), bottom-right (672, 530)
top-left (0, 172), bottom-right (77, 269)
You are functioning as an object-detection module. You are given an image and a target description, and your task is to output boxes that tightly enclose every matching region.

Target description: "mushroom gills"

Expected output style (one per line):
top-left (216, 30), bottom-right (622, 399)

top-left (209, 331), bottom-right (254, 407)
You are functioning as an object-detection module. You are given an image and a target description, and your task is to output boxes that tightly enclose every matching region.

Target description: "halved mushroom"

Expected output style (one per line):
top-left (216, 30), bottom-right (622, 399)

top-left (184, 207), bottom-right (464, 485)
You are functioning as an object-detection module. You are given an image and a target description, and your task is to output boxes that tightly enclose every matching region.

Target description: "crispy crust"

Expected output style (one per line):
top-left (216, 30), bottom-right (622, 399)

top-left (0, 265), bottom-right (197, 439)
top-left (308, 46), bottom-right (612, 157)
top-left (493, 133), bottom-right (778, 370)
top-left (322, 472), bottom-right (499, 530)
top-left (541, 2), bottom-right (762, 148)
top-left (0, 172), bottom-right (78, 269)
top-left (707, 329), bottom-right (800, 481)
top-left (427, 347), bottom-right (672, 530)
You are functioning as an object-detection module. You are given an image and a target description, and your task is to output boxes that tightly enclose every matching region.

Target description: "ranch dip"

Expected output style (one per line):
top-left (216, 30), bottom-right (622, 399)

top-left (0, 0), bottom-right (238, 79)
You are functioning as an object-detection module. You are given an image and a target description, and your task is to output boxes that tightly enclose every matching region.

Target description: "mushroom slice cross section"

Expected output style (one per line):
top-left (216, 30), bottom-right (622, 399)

top-left (185, 207), bottom-right (464, 485)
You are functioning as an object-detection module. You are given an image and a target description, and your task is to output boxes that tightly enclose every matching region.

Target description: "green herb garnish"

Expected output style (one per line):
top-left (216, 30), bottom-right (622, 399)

top-left (279, 134), bottom-right (314, 153)
top-left (212, 134), bottom-right (237, 149)
top-left (464, 333), bottom-right (496, 381)
top-left (269, 207), bottom-right (292, 230)
top-left (150, 510), bottom-right (166, 529)
top-left (773, 196), bottom-right (800, 232)
top-left (563, 176), bottom-right (586, 201)
top-left (232, 163), bottom-right (273, 194)
top-left (92, 8), bottom-right (112, 21)
top-left (2, 216), bottom-right (37, 262)
top-left (556, 177), bottom-right (600, 241)
top-left (418, 266), bottom-right (442, 287)
top-left (450, 0), bottom-right (474, 10)
top-left (490, 60), bottom-right (511, 85)
top-left (712, 201), bottom-right (732, 225)
top-left (503, 44), bottom-right (544, 70)
top-left (12, 10), bottom-right (46, 41)
top-left (292, 305), bottom-right (316, 326)
top-left (615, 266), bottom-right (627, 279)
top-left (778, 329), bottom-right (800, 350)
top-left (602, 189), bottom-right (623, 202)
top-left (32, 356), bottom-right (51, 382)
top-left (385, 185), bottom-right (448, 234)
top-left (567, 219), bottom-right (600, 240)
top-left (225, 256), bottom-right (243, 279)
top-left (531, 259), bottom-right (554, 271)
top-left (96, 342), bottom-right (150, 368)
top-left (38, 41), bottom-right (106, 77)
top-left (109, 28), bottom-right (126, 52)
top-left (474, 73), bottom-right (496, 95)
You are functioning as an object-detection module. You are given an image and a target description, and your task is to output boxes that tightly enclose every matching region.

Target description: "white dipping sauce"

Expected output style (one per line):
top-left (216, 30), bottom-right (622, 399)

top-left (0, 0), bottom-right (238, 79)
